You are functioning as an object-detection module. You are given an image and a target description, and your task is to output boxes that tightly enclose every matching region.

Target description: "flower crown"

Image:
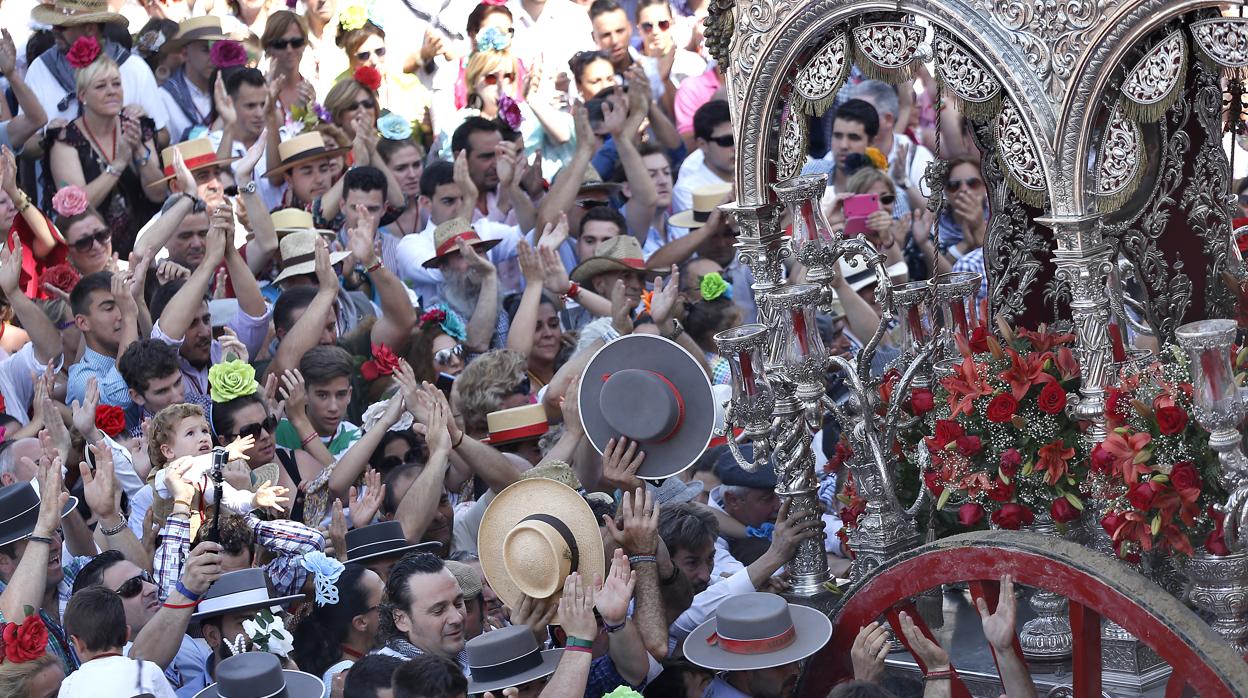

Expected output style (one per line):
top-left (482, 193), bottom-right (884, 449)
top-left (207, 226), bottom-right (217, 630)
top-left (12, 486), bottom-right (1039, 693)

top-left (52, 185), bottom-right (88, 218)
top-left (354, 65), bottom-right (382, 92)
top-left (420, 304), bottom-right (468, 342)
top-left (289, 102), bottom-right (333, 134)
top-left (377, 112), bottom-right (412, 141)
top-left (339, 0), bottom-right (384, 32)
top-left (476, 26), bottom-right (510, 53)
top-left (700, 272), bottom-right (731, 302)
top-left (497, 94), bottom-right (522, 131)
top-left (208, 360), bottom-right (259, 403)
top-left (210, 40), bottom-right (248, 69)
top-left (66, 36), bottom-right (102, 70)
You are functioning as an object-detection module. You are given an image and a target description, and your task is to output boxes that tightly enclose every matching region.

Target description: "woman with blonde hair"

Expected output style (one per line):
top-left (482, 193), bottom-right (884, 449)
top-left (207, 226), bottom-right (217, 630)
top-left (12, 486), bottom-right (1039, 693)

top-left (323, 71), bottom-right (381, 142)
top-left (261, 10), bottom-right (317, 116)
top-left (0, 649), bottom-right (62, 698)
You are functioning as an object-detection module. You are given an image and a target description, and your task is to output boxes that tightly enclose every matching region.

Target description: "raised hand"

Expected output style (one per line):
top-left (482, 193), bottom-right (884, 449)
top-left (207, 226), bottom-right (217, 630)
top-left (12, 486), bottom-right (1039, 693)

top-left (165, 456), bottom-right (198, 504)
top-left (768, 499), bottom-right (824, 561)
top-left (610, 279), bottom-right (633, 336)
top-left (180, 541), bottom-right (225, 597)
top-left (279, 370), bottom-right (309, 419)
top-left (649, 265), bottom-right (682, 327)
top-left (313, 237), bottom-right (338, 293)
top-left (219, 326), bottom-right (249, 363)
top-left (223, 435), bottom-right (255, 462)
top-left (891, 140), bottom-right (910, 184)
top-left (425, 395), bottom-right (452, 455)
top-left (538, 212), bottom-right (570, 252)
top-left (111, 269), bottom-right (138, 319)
top-left (0, 29), bottom-right (16, 77)
top-left (0, 238), bottom-right (22, 296)
top-left (155, 259), bottom-right (190, 285)
top-left (518, 240), bottom-right (543, 286)
top-left (601, 95), bottom-right (628, 137)
top-left (572, 104), bottom-right (593, 154)
top-left (452, 151), bottom-right (478, 219)
top-left (214, 74), bottom-right (237, 126)
top-left (977, 574), bottom-right (1020, 652)
top-left (80, 440), bottom-right (120, 521)
top-left (349, 470), bottom-right (385, 530)
top-left (325, 500), bottom-right (348, 560)
top-left (31, 439), bottom-right (67, 537)
top-left (594, 548), bottom-right (636, 626)
top-left (603, 486), bottom-right (658, 555)
top-left (560, 373), bottom-right (582, 435)
top-left (346, 204), bottom-right (379, 267)
top-left (539, 244), bottom-right (573, 296)
top-left (851, 621), bottom-right (890, 684)
top-left (457, 237), bottom-right (495, 277)
top-left (223, 459), bottom-right (252, 490)
top-left (70, 377), bottom-right (101, 439)
top-left (558, 572), bottom-right (597, 640)
top-left (0, 145), bottom-right (17, 196)
top-left (420, 28), bottom-right (446, 65)
top-left (494, 142), bottom-right (517, 191)
top-left (897, 610), bottom-right (950, 671)
top-left (253, 480), bottom-right (290, 512)
top-left (235, 128), bottom-right (268, 182)
top-left (601, 438), bottom-right (645, 493)
top-left (510, 593), bottom-right (558, 641)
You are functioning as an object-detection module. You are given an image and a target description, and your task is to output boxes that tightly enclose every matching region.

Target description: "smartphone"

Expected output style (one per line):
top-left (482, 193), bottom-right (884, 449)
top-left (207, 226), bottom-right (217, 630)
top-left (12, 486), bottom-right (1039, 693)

top-left (436, 372), bottom-right (456, 397)
top-left (843, 193), bottom-right (880, 237)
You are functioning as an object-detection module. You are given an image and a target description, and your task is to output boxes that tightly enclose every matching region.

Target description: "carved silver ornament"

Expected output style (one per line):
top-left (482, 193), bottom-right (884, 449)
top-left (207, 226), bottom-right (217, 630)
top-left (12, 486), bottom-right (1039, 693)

top-left (933, 33), bottom-right (1003, 120)
top-left (1095, 104), bottom-right (1145, 212)
top-left (994, 100), bottom-right (1048, 206)
top-left (793, 32), bottom-right (849, 116)
top-left (1120, 30), bottom-right (1187, 122)
top-left (1191, 17), bottom-right (1248, 70)
top-left (776, 102), bottom-right (807, 182)
top-left (852, 22), bottom-right (926, 82)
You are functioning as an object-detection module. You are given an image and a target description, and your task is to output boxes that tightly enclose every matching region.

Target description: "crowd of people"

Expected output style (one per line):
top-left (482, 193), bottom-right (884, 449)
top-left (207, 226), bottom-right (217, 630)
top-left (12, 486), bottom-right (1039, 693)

top-left (0, 0), bottom-right (1010, 696)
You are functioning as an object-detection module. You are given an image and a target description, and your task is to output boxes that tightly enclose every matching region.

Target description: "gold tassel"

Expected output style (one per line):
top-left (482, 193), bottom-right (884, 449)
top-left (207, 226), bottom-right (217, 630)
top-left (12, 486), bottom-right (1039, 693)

top-left (853, 42), bottom-right (918, 85)
top-left (935, 74), bottom-right (1003, 122)
top-left (1119, 37), bottom-right (1187, 124)
top-left (1096, 129), bottom-right (1148, 214)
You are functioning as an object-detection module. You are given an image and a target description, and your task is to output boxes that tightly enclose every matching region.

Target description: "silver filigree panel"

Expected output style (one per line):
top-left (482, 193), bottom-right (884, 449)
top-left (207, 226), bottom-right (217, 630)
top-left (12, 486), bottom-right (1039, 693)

top-left (852, 22), bottom-right (926, 74)
top-left (1121, 30), bottom-right (1187, 120)
top-left (1191, 17), bottom-right (1248, 69)
top-left (934, 33), bottom-right (1003, 109)
top-left (995, 99), bottom-right (1049, 205)
top-left (1095, 104), bottom-right (1145, 210)
top-left (776, 102), bottom-right (807, 181)
top-left (794, 32), bottom-right (850, 115)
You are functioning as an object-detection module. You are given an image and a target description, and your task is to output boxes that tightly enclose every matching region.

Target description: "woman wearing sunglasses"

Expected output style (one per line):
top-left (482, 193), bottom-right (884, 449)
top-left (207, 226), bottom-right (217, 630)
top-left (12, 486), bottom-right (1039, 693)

top-left (261, 11), bottom-right (318, 117)
top-left (939, 156), bottom-right (989, 264)
top-left (323, 72), bottom-right (381, 143)
top-left (408, 303), bottom-right (469, 386)
top-left (52, 205), bottom-right (113, 277)
top-left (336, 20), bottom-right (431, 137)
top-left (840, 165), bottom-right (910, 278)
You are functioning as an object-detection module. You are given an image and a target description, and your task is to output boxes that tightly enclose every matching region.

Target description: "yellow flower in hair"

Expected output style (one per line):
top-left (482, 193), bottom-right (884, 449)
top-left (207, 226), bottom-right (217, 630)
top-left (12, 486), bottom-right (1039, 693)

top-left (865, 147), bottom-right (888, 171)
top-left (339, 2), bottom-right (369, 31)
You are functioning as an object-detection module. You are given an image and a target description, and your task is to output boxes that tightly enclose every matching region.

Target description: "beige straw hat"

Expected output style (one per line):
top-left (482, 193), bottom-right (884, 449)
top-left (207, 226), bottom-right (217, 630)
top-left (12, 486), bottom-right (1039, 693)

top-left (272, 230), bottom-right (350, 285)
top-left (263, 132), bottom-right (349, 178)
top-left (271, 208), bottom-right (337, 241)
top-left (669, 182), bottom-right (733, 229)
top-left (150, 137), bottom-right (239, 186)
top-left (568, 236), bottom-right (659, 285)
top-left (163, 16), bottom-right (230, 53)
top-left (32, 0), bottom-right (127, 27)
top-left (422, 217), bottom-right (500, 269)
top-left (482, 403), bottom-right (550, 445)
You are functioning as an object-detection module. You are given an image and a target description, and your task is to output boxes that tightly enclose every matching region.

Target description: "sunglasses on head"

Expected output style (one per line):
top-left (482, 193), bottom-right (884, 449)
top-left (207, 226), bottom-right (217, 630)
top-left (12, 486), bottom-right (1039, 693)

top-left (640, 20), bottom-right (671, 32)
top-left (379, 448), bottom-right (422, 472)
top-left (433, 344), bottom-right (464, 366)
top-left (483, 72), bottom-right (516, 86)
top-left (356, 46), bottom-right (386, 61)
top-left (577, 198), bottom-right (609, 210)
top-left (115, 569), bottom-right (156, 599)
top-left (348, 98), bottom-right (377, 111)
top-left (269, 37), bottom-right (305, 50)
top-left (706, 134), bottom-right (734, 148)
top-left (70, 229), bottom-right (111, 252)
top-left (233, 414), bottom-right (277, 440)
top-left (946, 176), bottom-right (983, 193)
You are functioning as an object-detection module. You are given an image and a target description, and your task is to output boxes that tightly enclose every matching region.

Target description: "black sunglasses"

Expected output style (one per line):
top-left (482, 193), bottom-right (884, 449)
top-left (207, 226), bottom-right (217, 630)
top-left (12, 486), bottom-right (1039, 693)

top-left (348, 98), bottom-right (377, 111)
top-left (356, 46), bottom-right (386, 61)
top-left (70, 229), bottom-right (111, 252)
top-left (116, 569), bottom-right (156, 599)
top-left (378, 448), bottom-right (422, 472)
top-left (269, 37), bottom-right (305, 50)
top-left (879, 194), bottom-right (896, 206)
top-left (232, 414), bottom-right (277, 440)
top-left (640, 20), bottom-right (671, 32)
top-left (511, 375), bottom-right (531, 396)
top-left (706, 134), bottom-right (734, 148)
top-left (946, 177), bottom-right (983, 193)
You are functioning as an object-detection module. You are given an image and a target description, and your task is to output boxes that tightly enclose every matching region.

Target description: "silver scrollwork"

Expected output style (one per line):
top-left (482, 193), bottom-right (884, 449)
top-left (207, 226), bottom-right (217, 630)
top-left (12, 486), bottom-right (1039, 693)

top-left (793, 32), bottom-right (850, 115)
top-left (1095, 104), bottom-right (1146, 212)
top-left (933, 33), bottom-right (1004, 120)
top-left (995, 99), bottom-right (1048, 207)
top-left (852, 22), bottom-right (926, 82)
top-left (1191, 17), bottom-right (1248, 70)
top-left (1120, 30), bottom-right (1187, 122)
top-left (776, 102), bottom-right (807, 182)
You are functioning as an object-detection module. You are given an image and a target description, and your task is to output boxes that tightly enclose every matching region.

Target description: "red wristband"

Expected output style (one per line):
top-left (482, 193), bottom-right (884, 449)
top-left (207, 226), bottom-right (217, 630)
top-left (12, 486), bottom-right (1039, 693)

top-left (162, 600), bottom-right (198, 609)
top-left (564, 645), bottom-right (593, 654)
top-left (565, 281), bottom-right (581, 300)
top-left (301, 432), bottom-right (318, 448)
top-left (365, 259), bottom-right (383, 274)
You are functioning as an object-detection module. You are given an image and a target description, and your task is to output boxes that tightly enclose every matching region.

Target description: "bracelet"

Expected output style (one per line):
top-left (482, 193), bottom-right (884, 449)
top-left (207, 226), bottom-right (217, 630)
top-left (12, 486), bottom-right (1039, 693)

top-left (162, 600), bottom-right (198, 610)
top-left (564, 644), bottom-right (593, 654)
top-left (100, 517), bottom-right (128, 536)
top-left (603, 620), bottom-right (626, 634)
top-left (628, 554), bottom-right (657, 567)
top-left (924, 669), bottom-right (955, 681)
top-left (365, 259), bottom-right (383, 274)
top-left (104, 163), bottom-right (123, 177)
top-left (564, 281), bottom-right (581, 301)
top-left (566, 637), bottom-right (594, 649)
top-left (27, 535), bottom-right (53, 546)
top-left (175, 580), bottom-right (202, 602)
top-left (301, 432), bottom-right (319, 448)
top-left (14, 191), bottom-right (30, 213)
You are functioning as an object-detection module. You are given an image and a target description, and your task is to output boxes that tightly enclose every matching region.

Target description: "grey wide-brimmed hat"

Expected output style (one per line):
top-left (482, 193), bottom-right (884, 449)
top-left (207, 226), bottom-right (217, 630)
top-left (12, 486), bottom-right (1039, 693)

top-left (194, 652), bottom-right (324, 698)
top-left (0, 482), bottom-right (77, 548)
top-left (650, 477), bottom-right (705, 506)
top-left (191, 568), bottom-right (304, 621)
top-left (579, 334), bottom-right (715, 480)
top-left (684, 592), bottom-right (832, 671)
top-left (466, 625), bottom-right (563, 694)
top-left (345, 520), bottom-right (440, 565)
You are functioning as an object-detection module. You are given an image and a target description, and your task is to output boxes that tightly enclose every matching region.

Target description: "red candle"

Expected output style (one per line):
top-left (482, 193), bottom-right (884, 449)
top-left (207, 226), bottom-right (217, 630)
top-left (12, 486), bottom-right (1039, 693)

top-left (950, 299), bottom-right (970, 337)
top-left (739, 351), bottom-right (757, 396)
top-left (1108, 323), bottom-right (1127, 363)
top-left (908, 306), bottom-right (926, 343)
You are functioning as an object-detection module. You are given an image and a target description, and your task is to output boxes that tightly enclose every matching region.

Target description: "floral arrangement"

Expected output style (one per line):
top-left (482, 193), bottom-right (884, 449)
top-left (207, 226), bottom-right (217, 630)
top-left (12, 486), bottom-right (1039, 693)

top-left (1091, 348), bottom-right (1225, 560)
top-left (834, 468), bottom-right (865, 559)
top-left (360, 343), bottom-right (401, 382)
top-left (51, 186), bottom-right (88, 218)
top-left (95, 404), bottom-right (126, 438)
top-left (497, 94), bottom-right (522, 130)
top-left (208, 360), bottom-right (258, 403)
top-left (67, 36), bottom-right (101, 69)
top-left (0, 614), bottom-right (49, 664)
top-left (229, 608), bottom-right (293, 657)
top-left (42, 264), bottom-right (80, 295)
top-left (700, 272), bottom-right (732, 301)
top-left (864, 147), bottom-right (888, 172)
top-left (921, 323), bottom-right (1086, 530)
top-left (210, 40), bottom-right (248, 69)
top-left (476, 26), bottom-right (510, 53)
top-left (353, 65), bottom-right (382, 92)
top-left (420, 304), bottom-right (467, 342)
top-left (289, 101), bottom-right (332, 134)
top-left (377, 113), bottom-right (413, 141)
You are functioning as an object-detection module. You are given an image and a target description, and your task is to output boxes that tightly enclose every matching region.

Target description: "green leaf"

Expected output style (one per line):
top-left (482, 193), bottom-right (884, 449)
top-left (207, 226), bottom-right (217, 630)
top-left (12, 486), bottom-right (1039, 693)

top-left (937, 488), bottom-right (952, 510)
top-left (1133, 449), bottom-right (1152, 465)
top-left (998, 468), bottom-right (1010, 485)
top-left (1151, 474), bottom-right (1169, 484)
top-left (1151, 515), bottom-right (1162, 536)
top-left (1065, 492), bottom-right (1084, 511)
top-left (1022, 460), bottom-right (1034, 476)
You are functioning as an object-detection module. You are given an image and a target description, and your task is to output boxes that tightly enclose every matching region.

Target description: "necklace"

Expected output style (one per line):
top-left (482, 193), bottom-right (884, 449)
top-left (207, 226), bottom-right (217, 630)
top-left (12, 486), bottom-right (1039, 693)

top-left (81, 116), bottom-right (117, 164)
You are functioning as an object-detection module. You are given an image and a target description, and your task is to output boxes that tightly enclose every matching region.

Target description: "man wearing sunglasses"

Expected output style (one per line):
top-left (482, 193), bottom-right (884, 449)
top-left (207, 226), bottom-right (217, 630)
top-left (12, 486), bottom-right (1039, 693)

top-left (671, 100), bottom-right (734, 238)
top-left (635, 0), bottom-right (705, 113)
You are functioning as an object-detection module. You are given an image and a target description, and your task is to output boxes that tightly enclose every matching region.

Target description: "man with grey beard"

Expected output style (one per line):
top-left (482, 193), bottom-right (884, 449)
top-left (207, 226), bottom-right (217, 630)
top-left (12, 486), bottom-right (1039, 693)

top-left (426, 218), bottom-right (509, 355)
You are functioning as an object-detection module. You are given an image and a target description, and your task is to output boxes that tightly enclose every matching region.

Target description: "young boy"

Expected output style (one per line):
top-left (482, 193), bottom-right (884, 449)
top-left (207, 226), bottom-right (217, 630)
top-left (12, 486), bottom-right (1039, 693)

top-left (274, 345), bottom-right (363, 458)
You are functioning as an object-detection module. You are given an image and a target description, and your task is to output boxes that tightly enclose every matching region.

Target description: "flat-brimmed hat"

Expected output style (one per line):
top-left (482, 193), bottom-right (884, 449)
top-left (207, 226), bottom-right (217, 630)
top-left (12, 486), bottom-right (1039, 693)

top-left (422, 218), bottom-right (500, 269)
top-left (345, 520), bottom-right (440, 565)
top-left (684, 592), bottom-right (832, 671)
top-left (194, 652), bottom-right (324, 698)
top-left (271, 208), bottom-right (336, 241)
top-left (32, 0), bottom-right (127, 27)
top-left (263, 132), bottom-right (349, 178)
top-left (715, 443), bottom-right (776, 490)
top-left (577, 167), bottom-right (623, 200)
top-left (569, 236), bottom-right (659, 285)
top-left (272, 230), bottom-right (351, 285)
top-left (164, 16), bottom-right (230, 53)
top-left (579, 334), bottom-right (714, 480)
top-left (0, 482), bottom-right (77, 548)
top-left (191, 568), bottom-right (303, 621)
top-left (482, 404), bottom-right (549, 445)
top-left (466, 625), bottom-right (563, 695)
top-left (478, 479), bottom-right (605, 621)
top-left (445, 560), bottom-right (483, 598)
top-left (650, 477), bottom-right (704, 506)
top-left (670, 182), bottom-right (732, 229)
top-left (150, 137), bottom-right (239, 186)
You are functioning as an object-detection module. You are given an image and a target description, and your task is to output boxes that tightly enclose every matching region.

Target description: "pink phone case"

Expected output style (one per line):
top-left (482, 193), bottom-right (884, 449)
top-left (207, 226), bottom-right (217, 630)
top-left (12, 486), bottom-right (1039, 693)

top-left (844, 193), bottom-right (880, 218)
top-left (844, 216), bottom-right (872, 237)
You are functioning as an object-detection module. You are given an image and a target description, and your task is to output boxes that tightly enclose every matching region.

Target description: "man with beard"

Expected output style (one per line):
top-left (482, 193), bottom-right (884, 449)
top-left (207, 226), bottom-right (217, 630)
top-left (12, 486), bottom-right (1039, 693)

top-left (427, 218), bottom-right (509, 354)
top-left (375, 552), bottom-right (469, 670)
top-left (658, 502), bottom-right (718, 595)
top-left (148, 208), bottom-right (270, 407)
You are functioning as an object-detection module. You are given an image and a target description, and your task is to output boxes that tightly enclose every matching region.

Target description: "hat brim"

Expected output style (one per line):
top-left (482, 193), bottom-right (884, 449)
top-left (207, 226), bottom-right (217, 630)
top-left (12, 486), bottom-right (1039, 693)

top-left (190, 592), bottom-right (305, 621)
top-left (683, 603), bottom-right (832, 671)
top-left (346, 540), bottom-right (441, 566)
top-left (0, 496), bottom-right (79, 549)
top-left (467, 648), bottom-right (563, 694)
top-left (193, 669), bottom-right (325, 698)
top-left (32, 5), bottom-right (127, 26)
top-left (478, 480), bottom-right (605, 625)
top-left (272, 250), bottom-right (351, 285)
top-left (568, 258), bottom-right (662, 286)
top-left (579, 335), bottom-right (714, 480)
top-left (263, 147), bottom-right (351, 178)
top-left (148, 155), bottom-right (241, 186)
top-left (163, 32), bottom-right (231, 54)
top-left (668, 210), bottom-right (709, 229)
top-left (422, 239), bottom-right (500, 269)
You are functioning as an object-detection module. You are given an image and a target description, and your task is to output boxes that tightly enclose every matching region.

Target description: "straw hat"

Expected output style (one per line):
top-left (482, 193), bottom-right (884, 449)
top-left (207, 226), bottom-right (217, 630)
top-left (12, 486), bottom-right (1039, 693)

top-left (520, 460), bottom-right (582, 490)
top-left (271, 230), bottom-right (350, 285)
top-left (670, 182), bottom-right (733, 229)
top-left (271, 208), bottom-right (337, 241)
top-left (263, 132), bottom-right (349, 178)
top-left (32, 0), bottom-right (127, 27)
top-left (164, 16), bottom-right (230, 53)
top-left (191, 568), bottom-right (303, 621)
top-left (684, 592), bottom-right (832, 671)
top-left (466, 625), bottom-right (563, 695)
top-left (579, 334), bottom-right (715, 480)
top-left (478, 479), bottom-right (605, 621)
top-left (194, 652), bottom-right (324, 698)
top-left (422, 217), bottom-right (500, 269)
top-left (482, 403), bottom-right (550, 445)
top-left (569, 236), bottom-right (659, 285)
top-left (150, 137), bottom-right (239, 186)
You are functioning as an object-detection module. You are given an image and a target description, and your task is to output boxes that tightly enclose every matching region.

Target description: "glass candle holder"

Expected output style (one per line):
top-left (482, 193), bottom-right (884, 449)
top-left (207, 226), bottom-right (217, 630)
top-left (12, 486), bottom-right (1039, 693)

top-left (765, 284), bottom-right (827, 403)
top-left (931, 271), bottom-right (982, 349)
top-left (1176, 319), bottom-right (1242, 423)
top-left (891, 280), bottom-right (933, 347)
top-left (773, 175), bottom-right (839, 286)
top-left (715, 324), bottom-right (776, 435)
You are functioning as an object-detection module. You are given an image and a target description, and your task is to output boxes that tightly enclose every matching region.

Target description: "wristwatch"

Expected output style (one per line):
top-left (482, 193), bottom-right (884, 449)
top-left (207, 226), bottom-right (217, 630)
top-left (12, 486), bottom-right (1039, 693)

top-left (663, 318), bottom-right (685, 341)
top-left (240, 180), bottom-right (257, 195)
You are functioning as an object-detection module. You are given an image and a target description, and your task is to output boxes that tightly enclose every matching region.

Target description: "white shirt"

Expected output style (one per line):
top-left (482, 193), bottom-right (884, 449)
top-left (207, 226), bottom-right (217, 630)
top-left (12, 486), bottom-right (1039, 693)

top-left (394, 218), bottom-right (526, 305)
top-left (668, 565), bottom-right (756, 646)
top-left (890, 132), bottom-right (934, 198)
top-left (705, 485), bottom-right (747, 579)
top-left (24, 49), bottom-right (170, 132)
top-left (670, 149), bottom-right (731, 241)
top-left (59, 655), bottom-right (176, 698)
top-left (634, 47), bottom-right (707, 98)
top-left (0, 343), bottom-right (60, 424)
top-left (159, 75), bottom-right (212, 145)
top-left (508, 0), bottom-right (596, 83)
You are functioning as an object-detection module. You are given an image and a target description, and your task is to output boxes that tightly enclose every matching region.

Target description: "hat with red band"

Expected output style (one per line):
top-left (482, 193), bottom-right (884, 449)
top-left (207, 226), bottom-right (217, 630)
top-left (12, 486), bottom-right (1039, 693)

top-left (150, 137), bottom-right (239, 186)
top-left (683, 592), bottom-right (831, 671)
top-left (422, 217), bottom-right (500, 269)
top-left (578, 334), bottom-right (714, 480)
top-left (569, 235), bottom-right (660, 285)
top-left (262, 132), bottom-right (350, 178)
top-left (482, 403), bottom-right (550, 445)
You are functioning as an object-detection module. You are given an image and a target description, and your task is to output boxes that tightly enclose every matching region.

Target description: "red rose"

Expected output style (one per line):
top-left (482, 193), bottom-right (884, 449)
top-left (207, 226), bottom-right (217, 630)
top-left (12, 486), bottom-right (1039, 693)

top-left (1050, 496), bottom-right (1081, 523)
top-left (3, 615), bottom-right (48, 663)
top-left (94, 404), bottom-right (126, 438)
top-left (932, 420), bottom-right (964, 448)
top-left (922, 470), bottom-right (944, 497)
top-left (353, 65), bottom-right (382, 91)
top-left (66, 35), bottom-right (101, 69)
top-left (1169, 461), bottom-right (1201, 493)
top-left (986, 478), bottom-right (1014, 502)
top-left (956, 435), bottom-right (983, 458)
top-left (1100, 511), bottom-right (1125, 537)
top-left (990, 503), bottom-right (1035, 530)
top-left (910, 388), bottom-right (935, 415)
top-left (985, 393), bottom-right (1019, 423)
top-left (1126, 481), bottom-right (1157, 511)
top-left (1155, 405), bottom-right (1188, 435)
top-left (1105, 387), bottom-right (1130, 425)
top-left (999, 448), bottom-right (1022, 477)
top-left (1090, 443), bottom-right (1114, 474)
top-left (1204, 531), bottom-right (1230, 556)
top-left (958, 502), bottom-right (985, 527)
top-left (969, 324), bottom-right (990, 354)
top-left (41, 263), bottom-right (80, 294)
top-left (1037, 382), bottom-right (1067, 415)
top-left (360, 343), bottom-right (401, 382)
top-left (209, 39), bottom-right (248, 69)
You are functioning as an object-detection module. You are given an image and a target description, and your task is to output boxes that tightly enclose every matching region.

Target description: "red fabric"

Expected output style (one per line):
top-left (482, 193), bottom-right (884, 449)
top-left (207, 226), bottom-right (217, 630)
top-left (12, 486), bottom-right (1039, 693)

top-left (8, 212), bottom-right (68, 301)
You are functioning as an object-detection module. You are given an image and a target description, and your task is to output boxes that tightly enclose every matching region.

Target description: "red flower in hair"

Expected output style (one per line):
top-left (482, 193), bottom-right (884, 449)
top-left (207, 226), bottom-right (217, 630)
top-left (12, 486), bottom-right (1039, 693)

top-left (95, 404), bottom-right (126, 438)
top-left (210, 40), bottom-right (248, 69)
top-left (420, 308), bottom-right (447, 326)
top-left (3, 615), bottom-right (48, 663)
top-left (66, 36), bottom-right (102, 69)
top-left (354, 65), bottom-right (382, 92)
top-left (360, 343), bottom-right (400, 382)
top-left (42, 264), bottom-right (80, 295)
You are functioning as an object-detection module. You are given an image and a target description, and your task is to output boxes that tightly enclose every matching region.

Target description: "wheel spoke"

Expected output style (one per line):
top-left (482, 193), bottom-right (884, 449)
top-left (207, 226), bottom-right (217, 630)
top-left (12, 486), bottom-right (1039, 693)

top-left (1069, 599), bottom-right (1102, 697)
top-left (885, 601), bottom-right (973, 698)
top-left (1165, 671), bottom-right (1193, 698)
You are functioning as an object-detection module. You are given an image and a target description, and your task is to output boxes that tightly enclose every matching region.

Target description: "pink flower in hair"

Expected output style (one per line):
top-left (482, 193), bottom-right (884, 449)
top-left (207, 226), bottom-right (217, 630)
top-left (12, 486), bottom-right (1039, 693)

top-left (51, 186), bottom-right (88, 218)
top-left (66, 36), bottom-right (101, 69)
top-left (210, 40), bottom-right (248, 69)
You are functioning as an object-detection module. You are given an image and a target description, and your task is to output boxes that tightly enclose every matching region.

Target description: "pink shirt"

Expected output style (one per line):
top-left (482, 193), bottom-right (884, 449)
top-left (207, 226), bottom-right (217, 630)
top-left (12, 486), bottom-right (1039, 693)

top-left (675, 66), bottom-right (723, 135)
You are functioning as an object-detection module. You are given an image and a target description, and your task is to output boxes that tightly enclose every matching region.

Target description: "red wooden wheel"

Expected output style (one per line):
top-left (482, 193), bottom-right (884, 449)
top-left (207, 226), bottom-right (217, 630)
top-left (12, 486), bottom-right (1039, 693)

top-left (799, 531), bottom-right (1248, 698)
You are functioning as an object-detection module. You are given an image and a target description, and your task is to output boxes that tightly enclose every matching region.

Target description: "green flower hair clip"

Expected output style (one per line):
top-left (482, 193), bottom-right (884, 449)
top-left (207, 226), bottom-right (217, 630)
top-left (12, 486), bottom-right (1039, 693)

top-left (700, 271), bottom-right (731, 302)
